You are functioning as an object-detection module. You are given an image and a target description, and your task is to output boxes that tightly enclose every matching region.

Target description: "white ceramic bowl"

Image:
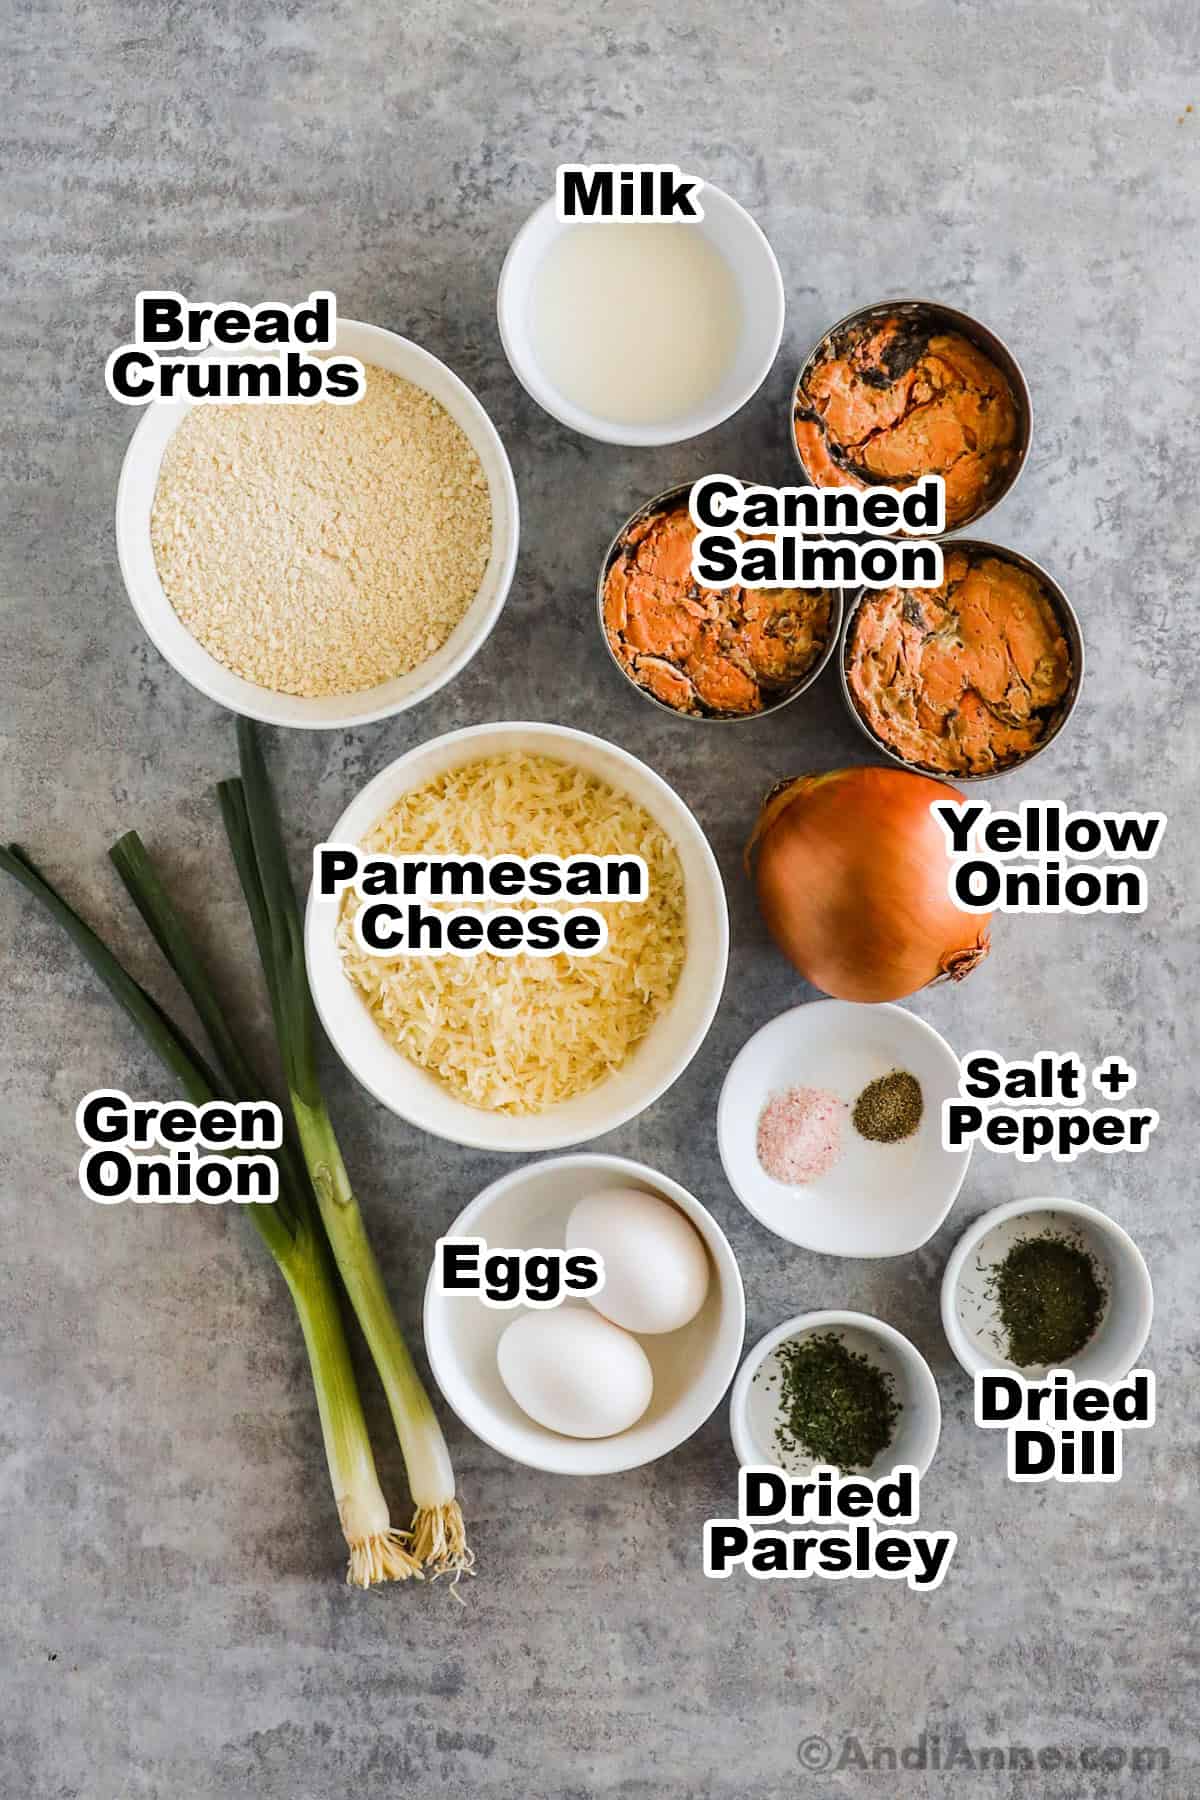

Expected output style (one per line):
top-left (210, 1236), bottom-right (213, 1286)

top-left (115, 320), bottom-right (520, 728)
top-left (305, 721), bottom-right (729, 1151)
top-left (424, 1154), bottom-right (746, 1475)
top-left (730, 1311), bottom-right (942, 1478)
top-left (496, 183), bottom-right (785, 446)
top-left (941, 1198), bottom-right (1153, 1382)
top-left (717, 1001), bottom-right (970, 1257)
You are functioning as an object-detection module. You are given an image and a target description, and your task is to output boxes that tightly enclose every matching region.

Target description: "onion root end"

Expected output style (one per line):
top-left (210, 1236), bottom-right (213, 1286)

top-left (346, 1530), bottom-right (424, 1588)
top-left (413, 1500), bottom-right (476, 1590)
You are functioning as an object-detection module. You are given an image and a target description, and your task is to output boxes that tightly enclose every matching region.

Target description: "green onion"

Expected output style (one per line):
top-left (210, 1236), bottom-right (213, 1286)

top-left (223, 720), bottom-right (472, 1579)
top-left (1, 842), bottom-right (418, 1588)
top-left (110, 829), bottom-right (304, 1210)
top-left (110, 830), bottom-right (264, 1107)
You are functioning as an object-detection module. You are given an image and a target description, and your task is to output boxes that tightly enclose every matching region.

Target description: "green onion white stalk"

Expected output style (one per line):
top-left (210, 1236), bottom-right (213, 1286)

top-left (0, 841), bottom-right (418, 1589)
top-left (221, 720), bottom-right (473, 1580)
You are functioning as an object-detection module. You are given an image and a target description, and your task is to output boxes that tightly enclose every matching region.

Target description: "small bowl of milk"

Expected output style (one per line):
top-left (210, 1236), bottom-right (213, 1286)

top-left (497, 181), bottom-right (785, 446)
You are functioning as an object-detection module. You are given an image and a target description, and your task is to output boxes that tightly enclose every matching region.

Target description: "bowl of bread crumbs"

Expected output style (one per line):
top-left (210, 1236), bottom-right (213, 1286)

top-left (116, 319), bottom-right (519, 727)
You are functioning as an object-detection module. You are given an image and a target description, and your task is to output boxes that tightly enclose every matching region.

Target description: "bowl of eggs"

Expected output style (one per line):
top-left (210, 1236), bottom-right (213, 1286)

top-left (423, 1153), bottom-right (746, 1474)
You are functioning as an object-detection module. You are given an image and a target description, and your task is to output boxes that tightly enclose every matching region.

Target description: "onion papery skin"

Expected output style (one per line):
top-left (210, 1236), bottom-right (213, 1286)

top-left (748, 767), bottom-right (992, 1003)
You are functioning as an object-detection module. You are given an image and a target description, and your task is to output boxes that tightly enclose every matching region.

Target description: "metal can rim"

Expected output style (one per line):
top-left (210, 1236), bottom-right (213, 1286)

top-left (788, 297), bottom-right (1034, 539)
top-left (595, 478), bottom-right (844, 725)
top-left (837, 537), bottom-right (1085, 782)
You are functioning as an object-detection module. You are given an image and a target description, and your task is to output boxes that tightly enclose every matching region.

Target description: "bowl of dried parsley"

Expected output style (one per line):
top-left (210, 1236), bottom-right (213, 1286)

top-left (730, 1309), bottom-right (942, 1478)
top-left (941, 1198), bottom-right (1153, 1382)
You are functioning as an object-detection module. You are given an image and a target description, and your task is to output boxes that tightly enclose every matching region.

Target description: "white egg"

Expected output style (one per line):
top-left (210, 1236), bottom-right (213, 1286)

top-left (566, 1186), bottom-right (710, 1335)
top-left (496, 1308), bottom-right (654, 1439)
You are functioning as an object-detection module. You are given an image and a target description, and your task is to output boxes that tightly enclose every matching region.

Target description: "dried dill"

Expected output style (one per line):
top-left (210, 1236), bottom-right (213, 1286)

top-left (769, 1332), bottom-right (901, 1470)
top-left (988, 1232), bottom-right (1106, 1366)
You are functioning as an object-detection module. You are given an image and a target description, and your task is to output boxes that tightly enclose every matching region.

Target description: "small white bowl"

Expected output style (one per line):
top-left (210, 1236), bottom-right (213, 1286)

top-left (941, 1198), bottom-right (1153, 1382)
top-left (424, 1154), bottom-right (746, 1475)
top-left (717, 1001), bottom-right (970, 1257)
top-left (496, 184), bottom-right (785, 446)
top-left (115, 320), bottom-right (520, 728)
top-left (305, 720), bottom-right (729, 1152)
top-left (730, 1311), bottom-right (942, 1477)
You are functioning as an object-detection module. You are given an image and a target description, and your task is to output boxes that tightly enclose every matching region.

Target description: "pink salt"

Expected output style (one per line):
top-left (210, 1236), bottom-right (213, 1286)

top-left (756, 1085), bottom-right (845, 1185)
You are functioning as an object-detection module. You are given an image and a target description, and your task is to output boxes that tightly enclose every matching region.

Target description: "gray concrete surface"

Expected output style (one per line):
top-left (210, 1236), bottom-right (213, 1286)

top-left (2, 4), bottom-right (1197, 1796)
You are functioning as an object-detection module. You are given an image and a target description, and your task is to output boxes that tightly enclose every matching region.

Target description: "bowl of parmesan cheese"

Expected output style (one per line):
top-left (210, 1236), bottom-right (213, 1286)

top-left (305, 720), bottom-right (730, 1151)
top-left (115, 319), bottom-right (519, 727)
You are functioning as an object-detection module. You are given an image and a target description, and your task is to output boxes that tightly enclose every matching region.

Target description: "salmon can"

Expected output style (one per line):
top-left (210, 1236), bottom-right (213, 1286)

top-left (596, 480), bottom-right (843, 724)
top-left (790, 299), bottom-right (1033, 537)
top-left (838, 540), bottom-right (1085, 783)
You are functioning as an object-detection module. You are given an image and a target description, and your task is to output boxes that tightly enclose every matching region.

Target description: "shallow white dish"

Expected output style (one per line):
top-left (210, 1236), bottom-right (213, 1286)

top-left (496, 182), bottom-right (785, 446)
top-left (115, 320), bottom-right (520, 728)
top-left (305, 720), bottom-right (729, 1152)
top-left (730, 1310), bottom-right (941, 1478)
top-left (941, 1197), bottom-right (1153, 1382)
top-left (717, 1001), bottom-right (969, 1257)
top-left (424, 1154), bottom-right (746, 1475)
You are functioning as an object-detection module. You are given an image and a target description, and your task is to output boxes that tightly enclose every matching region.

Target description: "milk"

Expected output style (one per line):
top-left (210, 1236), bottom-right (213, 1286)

top-left (527, 222), bottom-right (741, 426)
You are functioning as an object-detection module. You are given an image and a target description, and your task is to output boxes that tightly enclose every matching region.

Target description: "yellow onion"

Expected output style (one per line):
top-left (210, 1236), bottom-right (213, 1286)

top-left (746, 767), bottom-right (991, 1003)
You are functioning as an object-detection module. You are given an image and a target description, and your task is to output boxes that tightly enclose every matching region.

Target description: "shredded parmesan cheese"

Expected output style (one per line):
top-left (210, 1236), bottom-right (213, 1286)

top-left (337, 753), bottom-right (687, 1113)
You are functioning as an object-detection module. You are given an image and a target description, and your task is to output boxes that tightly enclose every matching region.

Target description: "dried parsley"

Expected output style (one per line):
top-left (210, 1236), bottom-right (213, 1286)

top-left (852, 1069), bottom-right (923, 1144)
top-left (769, 1332), bottom-right (901, 1470)
top-left (989, 1232), bottom-right (1106, 1366)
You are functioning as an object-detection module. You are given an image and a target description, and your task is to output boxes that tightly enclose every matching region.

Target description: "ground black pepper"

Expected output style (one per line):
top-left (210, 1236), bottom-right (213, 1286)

top-left (765, 1332), bottom-right (901, 1470)
top-left (988, 1232), bottom-right (1106, 1366)
top-left (852, 1069), bottom-right (924, 1143)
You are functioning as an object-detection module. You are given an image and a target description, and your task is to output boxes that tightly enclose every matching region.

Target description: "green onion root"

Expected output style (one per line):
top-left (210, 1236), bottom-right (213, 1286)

top-left (411, 1500), bottom-right (475, 1583)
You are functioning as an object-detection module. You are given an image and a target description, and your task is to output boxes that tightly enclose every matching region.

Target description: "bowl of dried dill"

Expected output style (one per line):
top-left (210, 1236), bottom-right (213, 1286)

top-left (730, 1310), bottom-right (942, 1478)
top-left (941, 1198), bottom-right (1153, 1382)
